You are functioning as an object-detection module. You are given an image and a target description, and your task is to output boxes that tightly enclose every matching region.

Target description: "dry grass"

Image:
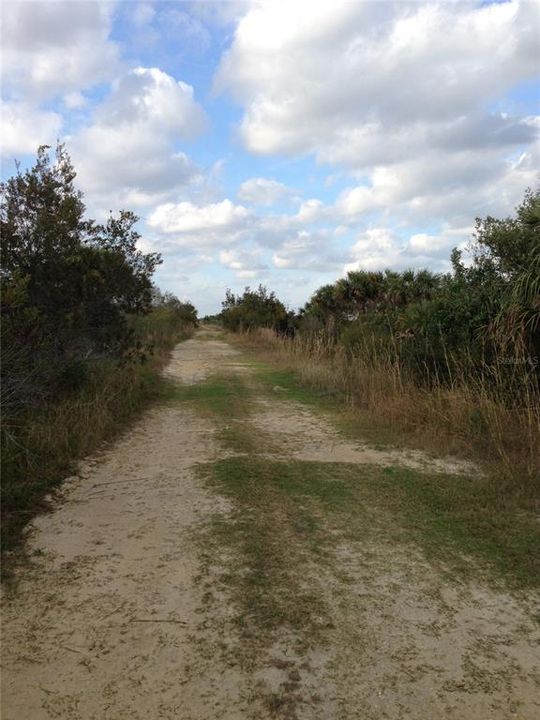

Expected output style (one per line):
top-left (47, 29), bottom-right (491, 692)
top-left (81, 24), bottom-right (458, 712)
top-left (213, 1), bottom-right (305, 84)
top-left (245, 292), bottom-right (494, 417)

top-left (1, 319), bottom-right (195, 565)
top-left (233, 328), bottom-right (540, 505)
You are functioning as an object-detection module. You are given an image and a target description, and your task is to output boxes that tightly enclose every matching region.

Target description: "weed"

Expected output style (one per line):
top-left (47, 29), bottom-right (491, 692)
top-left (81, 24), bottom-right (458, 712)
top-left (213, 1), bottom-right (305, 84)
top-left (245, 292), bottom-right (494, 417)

top-left (1, 321), bottom-right (195, 575)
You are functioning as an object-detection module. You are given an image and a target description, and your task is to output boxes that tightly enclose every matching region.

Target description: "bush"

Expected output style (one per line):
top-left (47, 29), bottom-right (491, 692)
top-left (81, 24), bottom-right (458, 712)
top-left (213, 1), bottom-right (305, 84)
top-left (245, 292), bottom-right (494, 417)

top-left (0, 145), bottom-right (198, 564)
top-left (1, 144), bottom-right (162, 410)
top-left (221, 285), bottom-right (293, 334)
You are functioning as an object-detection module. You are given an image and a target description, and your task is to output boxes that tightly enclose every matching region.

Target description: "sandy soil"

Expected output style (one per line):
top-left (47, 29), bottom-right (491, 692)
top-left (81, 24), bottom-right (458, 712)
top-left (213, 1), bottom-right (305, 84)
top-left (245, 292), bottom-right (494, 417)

top-left (2, 329), bottom-right (539, 719)
top-left (252, 398), bottom-right (477, 475)
top-left (1, 337), bottom-right (252, 720)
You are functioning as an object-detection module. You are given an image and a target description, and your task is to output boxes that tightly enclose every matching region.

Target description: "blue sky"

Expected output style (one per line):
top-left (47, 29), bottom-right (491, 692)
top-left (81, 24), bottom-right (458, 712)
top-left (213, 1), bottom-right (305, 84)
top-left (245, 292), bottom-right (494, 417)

top-left (2, 0), bottom-right (539, 314)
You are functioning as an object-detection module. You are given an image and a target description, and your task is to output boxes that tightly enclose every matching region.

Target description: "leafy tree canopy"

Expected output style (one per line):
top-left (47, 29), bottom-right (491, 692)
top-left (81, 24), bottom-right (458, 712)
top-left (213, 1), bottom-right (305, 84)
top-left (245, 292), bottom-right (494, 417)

top-left (1, 144), bottom-right (163, 407)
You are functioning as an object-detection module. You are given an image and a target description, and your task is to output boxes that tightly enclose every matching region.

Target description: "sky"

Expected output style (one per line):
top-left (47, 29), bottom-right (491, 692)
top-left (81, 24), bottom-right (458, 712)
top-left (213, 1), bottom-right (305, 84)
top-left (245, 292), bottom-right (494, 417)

top-left (1, 0), bottom-right (539, 315)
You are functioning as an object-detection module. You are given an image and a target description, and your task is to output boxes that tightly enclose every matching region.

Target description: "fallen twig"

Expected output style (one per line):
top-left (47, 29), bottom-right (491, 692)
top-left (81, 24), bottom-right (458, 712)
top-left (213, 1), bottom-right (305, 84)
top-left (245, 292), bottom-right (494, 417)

top-left (130, 618), bottom-right (187, 624)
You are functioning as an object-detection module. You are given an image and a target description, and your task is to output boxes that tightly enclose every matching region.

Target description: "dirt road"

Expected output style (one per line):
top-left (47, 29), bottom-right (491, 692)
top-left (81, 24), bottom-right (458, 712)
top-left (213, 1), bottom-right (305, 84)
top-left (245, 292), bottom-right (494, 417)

top-left (2, 329), bottom-right (539, 719)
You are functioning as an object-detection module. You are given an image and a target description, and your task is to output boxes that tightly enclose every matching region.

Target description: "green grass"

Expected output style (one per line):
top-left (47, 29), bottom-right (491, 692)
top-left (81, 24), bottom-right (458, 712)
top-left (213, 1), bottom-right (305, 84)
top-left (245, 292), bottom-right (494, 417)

top-left (172, 372), bottom-right (281, 455)
top-left (196, 457), bottom-right (332, 650)
top-left (178, 353), bottom-right (539, 593)
top-left (199, 456), bottom-right (540, 600)
top-left (171, 374), bottom-right (252, 417)
top-left (375, 465), bottom-right (540, 588)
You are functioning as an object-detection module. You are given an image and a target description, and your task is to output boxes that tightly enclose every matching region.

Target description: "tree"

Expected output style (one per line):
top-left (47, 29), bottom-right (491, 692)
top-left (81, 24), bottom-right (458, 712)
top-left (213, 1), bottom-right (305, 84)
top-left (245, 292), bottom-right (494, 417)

top-left (471, 188), bottom-right (540, 353)
top-left (152, 288), bottom-right (198, 327)
top-left (221, 285), bottom-right (289, 333)
top-left (1, 144), bottom-right (162, 407)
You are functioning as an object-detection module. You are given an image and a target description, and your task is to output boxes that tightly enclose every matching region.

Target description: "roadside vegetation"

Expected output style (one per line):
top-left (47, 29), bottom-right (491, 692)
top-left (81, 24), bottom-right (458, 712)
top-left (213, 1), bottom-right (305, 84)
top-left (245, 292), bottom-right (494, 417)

top-left (219, 190), bottom-right (540, 515)
top-left (1, 145), bottom-right (197, 559)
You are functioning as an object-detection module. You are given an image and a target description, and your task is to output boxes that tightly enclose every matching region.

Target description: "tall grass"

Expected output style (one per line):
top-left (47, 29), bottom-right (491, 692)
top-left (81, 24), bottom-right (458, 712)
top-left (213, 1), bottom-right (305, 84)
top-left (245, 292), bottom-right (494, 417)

top-left (129, 305), bottom-right (195, 356)
top-left (237, 328), bottom-right (540, 505)
top-left (1, 310), bottom-right (195, 561)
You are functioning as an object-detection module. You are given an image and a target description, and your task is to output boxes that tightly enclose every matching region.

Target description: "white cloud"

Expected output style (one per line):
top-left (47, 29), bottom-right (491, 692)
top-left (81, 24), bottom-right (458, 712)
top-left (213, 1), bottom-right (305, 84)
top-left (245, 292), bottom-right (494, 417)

top-left (148, 199), bottom-right (250, 236)
top-left (1, 100), bottom-right (62, 157)
top-left (295, 199), bottom-right (328, 223)
top-left (336, 140), bottom-right (540, 226)
top-left (69, 67), bottom-right (206, 214)
top-left (1, 1), bottom-right (119, 100)
top-left (91, 67), bottom-right (204, 138)
top-left (237, 177), bottom-right (290, 206)
top-left (217, 0), bottom-right (539, 232)
top-left (272, 229), bottom-right (342, 271)
top-left (408, 230), bottom-right (466, 255)
top-left (219, 248), bottom-right (267, 279)
top-left (218, 1), bottom-right (538, 159)
top-left (345, 229), bottom-right (403, 273)
top-left (344, 226), bottom-right (471, 275)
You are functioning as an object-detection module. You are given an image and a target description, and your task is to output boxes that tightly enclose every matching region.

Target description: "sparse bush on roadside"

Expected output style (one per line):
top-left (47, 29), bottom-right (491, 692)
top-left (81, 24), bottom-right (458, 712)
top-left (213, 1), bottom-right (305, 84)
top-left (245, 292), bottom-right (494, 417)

top-left (1, 146), bottom-right (198, 559)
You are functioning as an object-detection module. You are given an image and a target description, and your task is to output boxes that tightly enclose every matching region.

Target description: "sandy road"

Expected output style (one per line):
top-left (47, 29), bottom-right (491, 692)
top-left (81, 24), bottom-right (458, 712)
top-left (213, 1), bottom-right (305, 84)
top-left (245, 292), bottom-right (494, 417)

top-left (2, 335), bottom-right (250, 719)
top-left (2, 329), bottom-right (539, 720)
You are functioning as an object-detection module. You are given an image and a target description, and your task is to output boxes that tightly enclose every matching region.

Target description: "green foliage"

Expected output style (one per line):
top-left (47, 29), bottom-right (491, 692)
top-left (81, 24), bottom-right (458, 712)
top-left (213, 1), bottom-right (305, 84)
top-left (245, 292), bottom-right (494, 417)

top-left (298, 268), bottom-right (443, 346)
top-left (0, 145), bottom-right (198, 561)
top-left (130, 288), bottom-right (198, 356)
top-left (473, 188), bottom-right (540, 354)
top-left (152, 288), bottom-right (198, 326)
top-left (220, 284), bottom-right (292, 333)
top-left (1, 145), bottom-right (165, 412)
top-left (291, 187), bottom-right (539, 385)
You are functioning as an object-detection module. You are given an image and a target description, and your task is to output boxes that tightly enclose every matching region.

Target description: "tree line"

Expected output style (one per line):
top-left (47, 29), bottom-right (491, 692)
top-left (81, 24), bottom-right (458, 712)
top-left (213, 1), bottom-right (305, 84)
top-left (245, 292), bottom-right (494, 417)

top-left (220, 187), bottom-right (539, 387)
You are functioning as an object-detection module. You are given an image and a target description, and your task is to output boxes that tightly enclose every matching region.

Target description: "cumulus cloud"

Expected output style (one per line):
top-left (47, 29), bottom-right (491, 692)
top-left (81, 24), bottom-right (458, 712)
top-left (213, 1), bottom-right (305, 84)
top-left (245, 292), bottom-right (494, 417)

top-left (344, 226), bottom-right (470, 274)
top-left (345, 229), bottom-right (400, 273)
top-left (273, 229), bottom-right (342, 272)
top-left (149, 199), bottom-right (249, 234)
top-left (217, 0), bottom-right (538, 159)
top-left (147, 194), bottom-right (341, 271)
top-left (336, 141), bottom-right (540, 226)
top-left (1, 1), bottom-right (119, 101)
top-left (237, 177), bottom-right (291, 206)
top-left (69, 67), bottom-right (206, 214)
top-left (295, 199), bottom-right (329, 224)
top-left (147, 199), bottom-right (251, 248)
top-left (217, 0), bottom-right (539, 230)
top-left (219, 248), bottom-right (267, 279)
top-left (408, 228), bottom-right (469, 255)
top-left (1, 100), bottom-right (62, 158)
top-left (91, 67), bottom-right (204, 138)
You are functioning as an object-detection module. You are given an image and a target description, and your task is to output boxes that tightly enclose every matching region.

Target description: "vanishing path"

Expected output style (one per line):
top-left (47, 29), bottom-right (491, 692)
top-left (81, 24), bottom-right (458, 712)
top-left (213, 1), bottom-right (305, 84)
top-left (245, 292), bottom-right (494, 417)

top-left (2, 328), bottom-right (539, 719)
